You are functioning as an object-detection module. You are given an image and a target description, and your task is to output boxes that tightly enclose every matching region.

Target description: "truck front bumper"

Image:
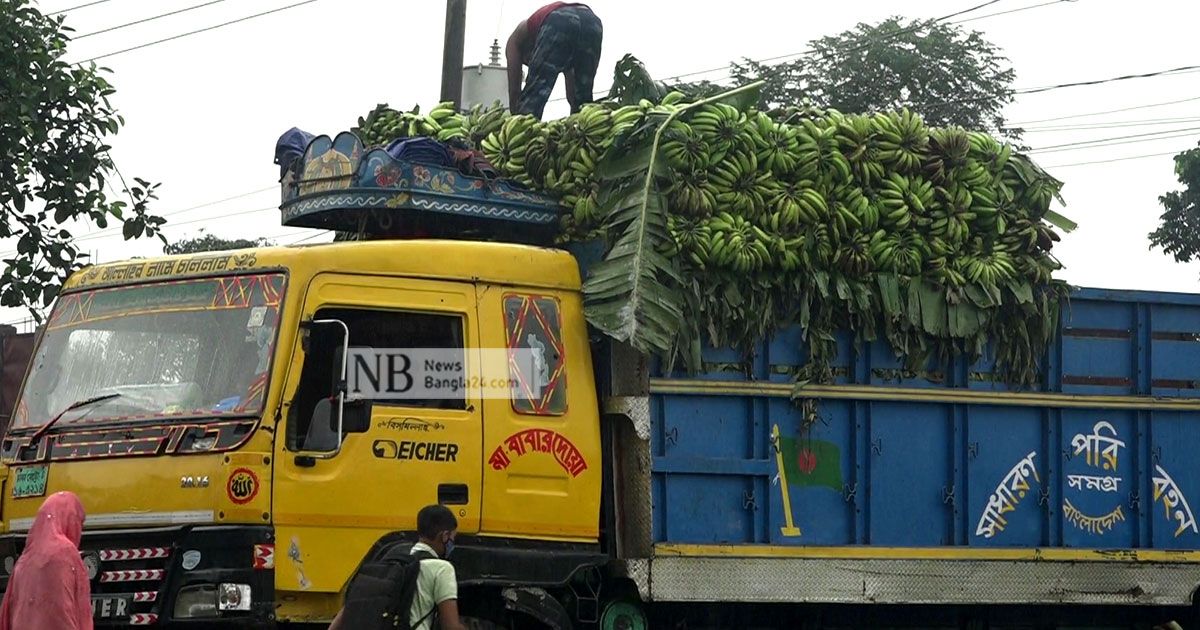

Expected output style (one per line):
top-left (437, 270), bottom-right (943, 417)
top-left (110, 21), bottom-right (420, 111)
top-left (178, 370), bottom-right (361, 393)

top-left (0, 525), bottom-right (275, 627)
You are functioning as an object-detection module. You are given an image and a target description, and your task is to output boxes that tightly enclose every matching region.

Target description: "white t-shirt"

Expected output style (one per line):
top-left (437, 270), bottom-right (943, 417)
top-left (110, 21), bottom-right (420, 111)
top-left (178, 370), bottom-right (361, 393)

top-left (409, 542), bottom-right (458, 630)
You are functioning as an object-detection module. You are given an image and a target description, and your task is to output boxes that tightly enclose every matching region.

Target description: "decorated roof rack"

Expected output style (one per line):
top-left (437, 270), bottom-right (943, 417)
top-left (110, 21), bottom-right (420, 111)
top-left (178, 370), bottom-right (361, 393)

top-left (279, 132), bottom-right (562, 244)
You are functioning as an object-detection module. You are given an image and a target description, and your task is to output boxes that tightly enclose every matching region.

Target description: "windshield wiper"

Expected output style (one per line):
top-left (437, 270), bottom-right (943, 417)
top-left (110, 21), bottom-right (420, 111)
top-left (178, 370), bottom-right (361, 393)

top-left (28, 393), bottom-right (123, 443)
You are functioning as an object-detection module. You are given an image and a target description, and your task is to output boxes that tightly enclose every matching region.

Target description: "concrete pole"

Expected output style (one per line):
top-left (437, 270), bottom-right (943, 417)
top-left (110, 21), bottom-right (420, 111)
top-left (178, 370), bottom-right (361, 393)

top-left (440, 0), bottom-right (467, 107)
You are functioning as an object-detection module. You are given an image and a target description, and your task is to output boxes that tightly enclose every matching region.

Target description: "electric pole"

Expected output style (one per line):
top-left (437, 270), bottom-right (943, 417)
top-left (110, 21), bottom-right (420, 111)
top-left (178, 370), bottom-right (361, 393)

top-left (440, 0), bottom-right (467, 108)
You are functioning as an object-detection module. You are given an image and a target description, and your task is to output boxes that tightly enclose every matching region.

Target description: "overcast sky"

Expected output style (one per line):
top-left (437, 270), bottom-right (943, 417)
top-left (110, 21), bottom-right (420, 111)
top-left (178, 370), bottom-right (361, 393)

top-left (6, 0), bottom-right (1200, 327)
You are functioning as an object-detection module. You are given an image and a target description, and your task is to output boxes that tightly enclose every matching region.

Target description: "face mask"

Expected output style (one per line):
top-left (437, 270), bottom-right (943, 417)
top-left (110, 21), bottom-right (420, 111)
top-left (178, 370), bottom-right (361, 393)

top-left (442, 537), bottom-right (455, 558)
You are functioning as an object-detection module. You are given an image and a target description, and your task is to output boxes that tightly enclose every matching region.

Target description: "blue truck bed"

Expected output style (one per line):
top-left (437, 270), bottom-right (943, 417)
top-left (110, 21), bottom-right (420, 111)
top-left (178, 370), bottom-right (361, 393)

top-left (648, 287), bottom-right (1200, 551)
top-left (607, 286), bottom-right (1200, 609)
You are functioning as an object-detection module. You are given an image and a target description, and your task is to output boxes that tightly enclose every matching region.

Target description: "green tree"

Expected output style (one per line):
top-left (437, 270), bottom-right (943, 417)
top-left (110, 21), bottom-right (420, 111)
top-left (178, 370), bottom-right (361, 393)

top-left (164, 233), bottom-right (273, 255)
top-left (1, 0), bottom-right (165, 317)
top-left (1148, 143), bottom-right (1200, 263)
top-left (728, 17), bottom-right (1019, 139)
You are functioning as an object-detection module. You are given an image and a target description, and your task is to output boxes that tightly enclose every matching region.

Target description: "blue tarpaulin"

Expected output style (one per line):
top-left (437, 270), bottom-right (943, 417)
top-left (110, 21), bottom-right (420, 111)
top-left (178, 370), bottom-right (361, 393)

top-left (274, 127), bottom-right (315, 177)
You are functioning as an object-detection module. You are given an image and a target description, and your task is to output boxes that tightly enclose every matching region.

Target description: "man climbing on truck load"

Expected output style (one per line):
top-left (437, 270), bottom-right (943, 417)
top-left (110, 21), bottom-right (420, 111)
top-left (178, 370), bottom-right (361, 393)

top-left (506, 2), bottom-right (603, 120)
top-left (328, 505), bottom-right (465, 630)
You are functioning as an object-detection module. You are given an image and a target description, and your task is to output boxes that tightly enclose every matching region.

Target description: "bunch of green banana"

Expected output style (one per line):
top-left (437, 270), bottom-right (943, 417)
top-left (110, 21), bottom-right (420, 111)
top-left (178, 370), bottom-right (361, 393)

top-left (662, 121), bottom-right (710, 171)
top-left (690, 103), bottom-right (752, 163)
top-left (805, 223), bottom-right (835, 267)
top-left (462, 103), bottom-right (510, 148)
top-left (669, 165), bottom-right (718, 216)
top-left (551, 138), bottom-right (599, 194)
top-left (570, 192), bottom-right (600, 226)
top-left (426, 101), bottom-right (467, 142)
top-left (836, 114), bottom-right (886, 187)
top-left (874, 109), bottom-right (929, 174)
top-left (1015, 252), bottom-right (1061, 285)
top-left (871, 230), bottom-right (927, 276)
top-left (609, 104), bottom-right (645, 140)
top-left (480, 115), bottom-right (539, 178)
top-left (710, 151), bottom-right (776, 219)
top-left (523, 132), bottom-right (556, 188)
top-left (768, 180), bottom-right (826, 232)
top-left (961, 250), bottom-right (1018, 285)
top-left (835, 184), bottom-right (878, 232)
top-left (767, 232), bottom-right (806, 272)
top-left (825, 193), bottom-right (864, 244)
top-left (878, 173), bottom-right (935, 230)
top-left (927, 257), bottom-right (968, 287)
top-left (796, 118), bottom-right (852, 185)
top-left (968, 131), bottom-right (1012, 175)
top-left (665, 214), bottom-right (715, 268)
top-left (354, 104), bottom-right (406, 146)
top-left (751, 112), bottom-right (801, 177)
top-left (707, 211), bottom-right (772, 273)
top-left (833, 232), bottom-right (876, 276)
top-left (925, 126), bottom-right (971, 183)
top-left (924, 183), bottom-right (976, 247)
top-left (573, 104), bottom-right (614, 152)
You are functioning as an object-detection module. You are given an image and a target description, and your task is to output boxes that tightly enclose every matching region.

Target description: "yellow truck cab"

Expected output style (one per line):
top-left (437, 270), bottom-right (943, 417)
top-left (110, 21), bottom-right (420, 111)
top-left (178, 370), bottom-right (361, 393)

top-left (0, 240), bottom-right (610, 627)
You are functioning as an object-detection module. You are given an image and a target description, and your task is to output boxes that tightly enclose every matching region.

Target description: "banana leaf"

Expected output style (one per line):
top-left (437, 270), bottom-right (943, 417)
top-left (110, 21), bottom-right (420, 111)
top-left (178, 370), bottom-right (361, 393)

top-left (607, 54), bottom-right (665, 106)
top-left (1043, 209), bottom-right (1078, 232)
top-left (919, 282), bottom-right (948, 337)
top-left (582, 82), bottom-right (764, 357)
top-left (876, 274), bottom-right (902, 319)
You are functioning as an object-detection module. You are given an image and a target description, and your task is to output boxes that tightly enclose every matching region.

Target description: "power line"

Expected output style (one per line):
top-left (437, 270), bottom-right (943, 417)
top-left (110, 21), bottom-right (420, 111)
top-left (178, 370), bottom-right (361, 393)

top-left (79, 0), bottom-right (321, 63)
top-left (930, 66), bottom-right (1200, 108)
top-left (1017, 66), bottom-right (1200, 96)
top-left (74, 0), bottom-right (228, 40)
top-left (0, 186), bottom-right (277, 258)
top-left (159, 186), bottom-right (276, 219)
top-left (49, 0), bottom-right (115, 14)
top-left (1028, 128), bottom-right (1200, 154)
top-left (950, 0), bottom-right (1075, 24)
top-left (1029, 126), bottom-right (1200, 151)
top-left (288, 230), bottom-right (332, 245)
top-left (553, 0), bottom-right (1044, 103)
top-left (146, 205), bottom-right (278, 234)
top-left (0, 204), bottom-right (279, 257)
top-left (663, 0), bottom-right (1013, 82)
top-left (1020, 117), bottom-right (1200, 133)
top-left (1009, 95), bottom-right (1200, 125)
top-left (1044, 149), bottom-right (1195, 169)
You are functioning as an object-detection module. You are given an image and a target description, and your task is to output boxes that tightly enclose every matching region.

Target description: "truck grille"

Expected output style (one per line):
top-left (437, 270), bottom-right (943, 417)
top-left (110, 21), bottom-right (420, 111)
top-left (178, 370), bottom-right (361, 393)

top-left (86, 545), bottom-right (172, 626)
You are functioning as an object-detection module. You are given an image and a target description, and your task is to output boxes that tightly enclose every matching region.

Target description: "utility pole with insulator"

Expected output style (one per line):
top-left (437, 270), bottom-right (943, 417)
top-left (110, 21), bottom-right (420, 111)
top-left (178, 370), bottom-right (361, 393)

top-left (440, 0), bottom-right (467, 108)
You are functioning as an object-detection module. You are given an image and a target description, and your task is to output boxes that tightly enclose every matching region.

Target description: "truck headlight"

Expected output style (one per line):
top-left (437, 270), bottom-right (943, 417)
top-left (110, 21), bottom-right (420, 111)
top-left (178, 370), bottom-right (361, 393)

top-left (173, 584), bottom-right (217, 619)
top-left (218, 583), bottom-right (252, 612)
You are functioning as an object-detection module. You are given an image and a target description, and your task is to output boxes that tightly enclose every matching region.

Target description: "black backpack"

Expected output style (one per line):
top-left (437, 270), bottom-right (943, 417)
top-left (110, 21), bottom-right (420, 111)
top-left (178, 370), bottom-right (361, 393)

top-left (341, 544), bottom-right (438, 629)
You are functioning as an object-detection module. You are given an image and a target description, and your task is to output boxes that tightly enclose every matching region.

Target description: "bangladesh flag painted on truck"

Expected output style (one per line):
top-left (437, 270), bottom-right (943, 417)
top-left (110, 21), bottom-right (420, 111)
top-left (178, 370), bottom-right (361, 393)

top-left (778, 435), bottom-right (843, 492)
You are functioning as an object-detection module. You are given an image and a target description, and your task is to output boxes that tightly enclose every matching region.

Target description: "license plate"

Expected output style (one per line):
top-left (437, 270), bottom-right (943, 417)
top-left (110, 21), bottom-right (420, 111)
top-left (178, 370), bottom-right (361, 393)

top-left (92, 595), bottom-right (133, 620)
top-left (11, 465), bottom-right (48, 499)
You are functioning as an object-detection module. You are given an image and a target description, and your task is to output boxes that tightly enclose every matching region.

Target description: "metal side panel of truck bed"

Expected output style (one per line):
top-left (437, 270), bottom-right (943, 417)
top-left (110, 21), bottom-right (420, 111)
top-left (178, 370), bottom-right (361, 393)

top-left (605, 287), bottom-right (1200, 607)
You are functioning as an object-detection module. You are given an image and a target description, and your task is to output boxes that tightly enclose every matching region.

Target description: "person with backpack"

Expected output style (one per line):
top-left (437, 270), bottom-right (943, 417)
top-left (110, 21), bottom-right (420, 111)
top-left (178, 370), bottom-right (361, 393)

top-left (506, 2), bottom-right (603, 119)
top-left (328, 505), bottom-right (466, 630)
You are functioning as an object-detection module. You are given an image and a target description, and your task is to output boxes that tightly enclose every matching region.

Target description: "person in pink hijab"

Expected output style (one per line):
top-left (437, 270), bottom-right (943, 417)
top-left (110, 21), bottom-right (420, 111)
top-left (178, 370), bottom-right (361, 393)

top-left (0, 491), bottom-right (92, 630)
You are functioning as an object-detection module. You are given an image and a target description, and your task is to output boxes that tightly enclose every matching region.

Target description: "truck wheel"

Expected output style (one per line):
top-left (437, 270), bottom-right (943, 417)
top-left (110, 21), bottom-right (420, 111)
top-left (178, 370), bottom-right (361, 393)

top-left (600, 599), bottom-right (647, 630)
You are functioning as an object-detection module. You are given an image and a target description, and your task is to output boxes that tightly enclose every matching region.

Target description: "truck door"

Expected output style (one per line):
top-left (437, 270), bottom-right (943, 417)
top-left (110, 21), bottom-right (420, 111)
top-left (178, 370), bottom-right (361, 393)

top-left (272, 273), bottom-right (483, 598)
top-left (475, 284), bottom-right (601, 542)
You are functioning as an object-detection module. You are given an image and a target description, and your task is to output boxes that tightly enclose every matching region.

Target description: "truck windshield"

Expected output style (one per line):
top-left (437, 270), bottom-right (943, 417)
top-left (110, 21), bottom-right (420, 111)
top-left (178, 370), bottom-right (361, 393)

top-left (11, 273), bottom-right (286, 431)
